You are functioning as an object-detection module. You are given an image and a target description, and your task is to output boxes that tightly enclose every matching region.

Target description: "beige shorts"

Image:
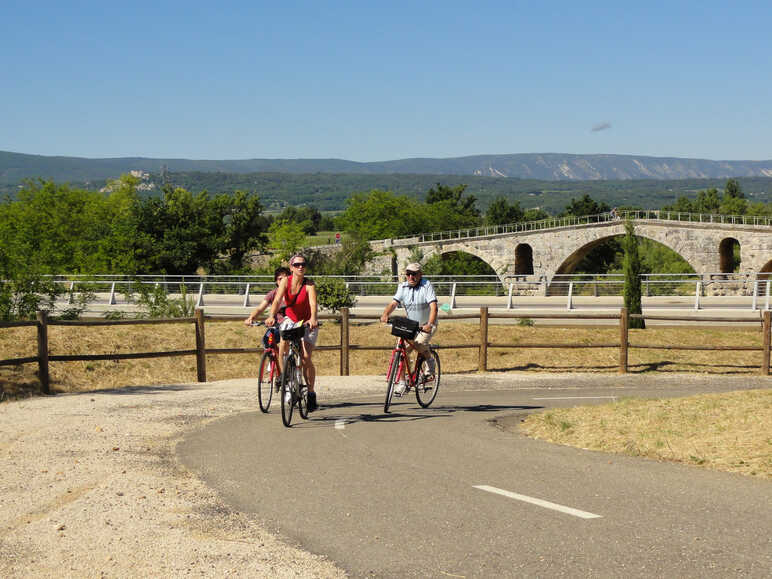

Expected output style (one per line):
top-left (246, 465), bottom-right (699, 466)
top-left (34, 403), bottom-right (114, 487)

top-left (413, 323), bottom-right (437, 346)
top-left (279, 318), bottom-right (318, 347)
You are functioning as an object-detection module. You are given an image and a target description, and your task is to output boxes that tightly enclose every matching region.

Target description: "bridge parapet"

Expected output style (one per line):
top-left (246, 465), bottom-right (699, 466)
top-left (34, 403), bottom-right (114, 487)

top-left (371, 210), bottom-right (772, 248)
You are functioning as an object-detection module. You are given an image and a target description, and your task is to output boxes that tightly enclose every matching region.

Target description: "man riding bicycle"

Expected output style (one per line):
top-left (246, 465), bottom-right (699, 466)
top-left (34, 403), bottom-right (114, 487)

top-left (380, 262), bottom-right (438, 383)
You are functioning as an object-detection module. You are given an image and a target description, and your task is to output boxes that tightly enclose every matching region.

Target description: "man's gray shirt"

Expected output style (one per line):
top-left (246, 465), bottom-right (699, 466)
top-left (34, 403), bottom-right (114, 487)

top-left (392, 278), bottom-right (437, 325)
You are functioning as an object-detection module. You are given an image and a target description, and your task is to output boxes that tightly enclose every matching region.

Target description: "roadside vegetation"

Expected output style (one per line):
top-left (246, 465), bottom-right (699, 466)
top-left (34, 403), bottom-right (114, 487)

top-left (520, 389), bottom-right (771, 479)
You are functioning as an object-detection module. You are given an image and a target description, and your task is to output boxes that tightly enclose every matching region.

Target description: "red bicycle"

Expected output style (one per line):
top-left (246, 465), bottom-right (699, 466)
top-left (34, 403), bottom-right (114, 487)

top-left (384, 316), bottom-right (441, 413)
top-left (252, 322), bottom-right (280, 413)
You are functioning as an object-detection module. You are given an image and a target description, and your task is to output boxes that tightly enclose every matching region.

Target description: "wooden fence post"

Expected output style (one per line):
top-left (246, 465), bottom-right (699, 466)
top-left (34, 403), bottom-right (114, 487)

top-left (340, 308), bottom-right (350, 376)
top-left (37, 311), bottom-right (50, 395)
top-left (762, 310), bottom-right (771, 376)
top-left (479, 306), bottom-right (488, 372)
top-left (195, 308), bottom-right (207, 382)
top-left (619, 307), bottom-right (628, 374)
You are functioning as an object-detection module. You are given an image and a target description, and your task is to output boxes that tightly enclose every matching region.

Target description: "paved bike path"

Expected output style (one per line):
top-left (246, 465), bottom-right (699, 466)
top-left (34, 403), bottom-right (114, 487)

top-left (178, 376), bottom-right (772, 577)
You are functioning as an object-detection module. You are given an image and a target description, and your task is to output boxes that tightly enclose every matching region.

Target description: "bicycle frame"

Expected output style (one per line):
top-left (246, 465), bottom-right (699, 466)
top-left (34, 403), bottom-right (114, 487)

top-left (386, 336), bottom-right (421, 390)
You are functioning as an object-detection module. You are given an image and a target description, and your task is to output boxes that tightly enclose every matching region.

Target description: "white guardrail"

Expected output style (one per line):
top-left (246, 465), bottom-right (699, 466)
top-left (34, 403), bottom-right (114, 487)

top-left (30, 273), bottom-right (772, 313)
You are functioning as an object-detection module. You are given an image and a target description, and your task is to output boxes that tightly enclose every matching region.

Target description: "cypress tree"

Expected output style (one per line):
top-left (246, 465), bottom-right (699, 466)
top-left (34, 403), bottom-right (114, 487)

top-left (623, 220), bottom-right (645, 329)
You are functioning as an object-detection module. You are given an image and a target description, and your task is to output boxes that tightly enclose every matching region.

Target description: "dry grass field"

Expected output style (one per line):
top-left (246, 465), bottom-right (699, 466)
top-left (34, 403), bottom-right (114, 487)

top-left (521, 389), bottom-right (772, 479)
top-left (1, 319), bottom-right (769, 396)
top-left (0, 321), bottom-right (762, 396)
top-left (2, 319), bottom-right (770, 479)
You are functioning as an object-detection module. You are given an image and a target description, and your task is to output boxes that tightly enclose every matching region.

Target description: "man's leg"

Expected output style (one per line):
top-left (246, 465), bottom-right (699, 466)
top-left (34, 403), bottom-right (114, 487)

top-left (413, 327), bottom-right (437, 375)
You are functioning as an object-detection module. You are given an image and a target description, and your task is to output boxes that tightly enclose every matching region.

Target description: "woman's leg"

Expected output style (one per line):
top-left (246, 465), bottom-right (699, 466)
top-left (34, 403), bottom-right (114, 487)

top-left (301, 342), bottom-right (315, 391)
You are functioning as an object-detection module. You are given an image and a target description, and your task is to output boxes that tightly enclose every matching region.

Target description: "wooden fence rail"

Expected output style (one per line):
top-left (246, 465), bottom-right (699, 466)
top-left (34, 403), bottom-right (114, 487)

top-left (1, 308), bottom-right (770, 395)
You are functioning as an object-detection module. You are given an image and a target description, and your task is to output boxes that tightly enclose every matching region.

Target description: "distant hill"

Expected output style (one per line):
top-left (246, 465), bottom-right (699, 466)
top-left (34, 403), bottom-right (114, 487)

top-left (2, 150), bottom-right (772, 184)
top-left (4, 150), bottom-right (772, 214)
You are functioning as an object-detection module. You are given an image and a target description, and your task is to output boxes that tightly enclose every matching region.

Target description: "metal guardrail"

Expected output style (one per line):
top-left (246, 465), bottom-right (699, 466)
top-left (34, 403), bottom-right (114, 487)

top-left (22, 273), bottom-right (772, 313)
top-left (376, 210), bottom-right (772, 245)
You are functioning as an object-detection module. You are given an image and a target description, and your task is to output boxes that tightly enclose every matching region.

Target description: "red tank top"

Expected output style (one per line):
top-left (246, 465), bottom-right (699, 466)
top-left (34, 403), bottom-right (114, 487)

top-left (284, 276), bottom-right (312, 322)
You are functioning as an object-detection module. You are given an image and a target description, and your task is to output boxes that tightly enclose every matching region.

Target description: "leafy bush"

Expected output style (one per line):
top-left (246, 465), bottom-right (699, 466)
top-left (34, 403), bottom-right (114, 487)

top-left (126, 282), bottom-right (196, 318)
top-left (315, 278), bottom-right (356, 313)
top-left (0, 273), bottom-right (63, 321)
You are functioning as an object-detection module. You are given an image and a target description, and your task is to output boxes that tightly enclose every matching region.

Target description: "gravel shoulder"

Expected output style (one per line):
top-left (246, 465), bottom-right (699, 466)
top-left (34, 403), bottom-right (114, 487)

top-left (1, 372), bottom-right (767, 577)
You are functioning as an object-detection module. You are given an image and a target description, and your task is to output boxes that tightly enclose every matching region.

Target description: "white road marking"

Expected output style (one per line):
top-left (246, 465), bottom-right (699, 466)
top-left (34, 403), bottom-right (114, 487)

top-left (335, 419), bottom-right (347, 430)
top-left (473, 485), bottom-right (602, 519)
top-left (533, 396), bottom-right (617, 400)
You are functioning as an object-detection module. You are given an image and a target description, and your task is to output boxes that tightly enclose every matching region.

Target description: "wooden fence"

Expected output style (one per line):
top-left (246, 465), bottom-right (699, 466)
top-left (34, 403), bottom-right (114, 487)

top-left (1, 307), bottom-right (770, 395)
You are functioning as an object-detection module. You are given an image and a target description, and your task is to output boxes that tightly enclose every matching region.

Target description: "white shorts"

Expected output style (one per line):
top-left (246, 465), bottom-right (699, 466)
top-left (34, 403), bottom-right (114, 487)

top-left (279, 318), bottom-right (318, 347)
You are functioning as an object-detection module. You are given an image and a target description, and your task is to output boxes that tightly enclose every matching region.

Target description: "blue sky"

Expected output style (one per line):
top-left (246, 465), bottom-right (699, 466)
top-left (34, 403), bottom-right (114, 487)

top-left (2, 0), bottom-right (770, 161)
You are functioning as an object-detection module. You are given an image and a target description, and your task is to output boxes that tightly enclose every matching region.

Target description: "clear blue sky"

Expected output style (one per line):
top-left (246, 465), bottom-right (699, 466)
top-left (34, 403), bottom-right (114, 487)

top-left (2, 0), bottom-right (770, 161)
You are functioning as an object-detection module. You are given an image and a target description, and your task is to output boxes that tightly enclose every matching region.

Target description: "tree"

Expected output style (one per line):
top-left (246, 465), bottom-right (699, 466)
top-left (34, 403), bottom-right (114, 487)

top-left (307, 233), bottom-right (374, 275)
top-left (425, 183), bottom-right (481, 229)
top-left (275, 205), bottom-right (323, 235)
top-left (523, 208), bottom-right (550, 221)
top-left (724, 178), bottom-right (744, 199)
top-left (484, 196), bottom-right (524, 225)
top-left (622, 220), bottom-right (645, 329)
top-left (694, 188), bottom-right (721, 214)
top-left (134, 186), bottom-right (229, 274)
top-left (268, 221), bottom-right (307, 266)
top-left (217, 190), bottom-right (269, 270)
top-left (0, 179), bottom-right (140, 274)
top-left (561, 194), bottom-right (610, 217)
top-left (662, 195), bottom-right (695, 213)
top-left (338, 190), bottom-right (426, 240)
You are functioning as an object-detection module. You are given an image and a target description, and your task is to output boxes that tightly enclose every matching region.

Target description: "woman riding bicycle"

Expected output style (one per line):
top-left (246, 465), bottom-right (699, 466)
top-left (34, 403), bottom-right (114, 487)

top-left (380, 262), bottom-right (438, 384)
top-left (266, 254), bottom-right (320, 412)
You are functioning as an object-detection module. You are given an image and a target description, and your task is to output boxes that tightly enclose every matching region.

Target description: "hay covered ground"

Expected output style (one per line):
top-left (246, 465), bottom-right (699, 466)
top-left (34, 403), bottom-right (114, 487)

top-left (1, 320), bottom-right (768, 396)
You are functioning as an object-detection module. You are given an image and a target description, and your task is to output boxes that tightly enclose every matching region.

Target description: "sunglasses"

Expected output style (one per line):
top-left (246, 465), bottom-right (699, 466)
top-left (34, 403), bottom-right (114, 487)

top-left (292, 262), bottom-right (307, 268)
top-left (405, 271), bottom-right (419, 277)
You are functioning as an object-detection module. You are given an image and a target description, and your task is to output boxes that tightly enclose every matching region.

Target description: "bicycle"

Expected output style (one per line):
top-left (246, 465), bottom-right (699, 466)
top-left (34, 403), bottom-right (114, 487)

top-left (251, 322), bottom-right (280, 413)
top-left (279, 321), bottom-right (310, 427)
top-left (384, 316), bottom-right (441, 413)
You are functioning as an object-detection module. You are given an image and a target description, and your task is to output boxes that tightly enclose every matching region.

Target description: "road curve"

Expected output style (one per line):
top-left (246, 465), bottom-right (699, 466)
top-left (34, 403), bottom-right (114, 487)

top-left (179, 374), bottom-right (772, 577)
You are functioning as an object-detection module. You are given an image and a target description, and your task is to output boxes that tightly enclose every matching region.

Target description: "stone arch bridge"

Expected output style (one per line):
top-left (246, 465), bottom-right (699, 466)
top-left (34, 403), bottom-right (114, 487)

top-left (361, 211), bottom-right (772, 291)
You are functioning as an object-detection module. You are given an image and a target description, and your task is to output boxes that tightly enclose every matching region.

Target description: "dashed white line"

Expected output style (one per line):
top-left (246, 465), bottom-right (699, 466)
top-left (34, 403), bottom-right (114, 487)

top-left (473, 485), bottom-right (602, 519)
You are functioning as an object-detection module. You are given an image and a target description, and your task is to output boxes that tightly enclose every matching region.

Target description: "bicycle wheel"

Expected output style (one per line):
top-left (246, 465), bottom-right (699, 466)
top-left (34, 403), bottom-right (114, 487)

top-left (415, 349), bottom-right (441, 408)
top-left (298, 384), bottom-right (309, 419)
top-left (257, 350), bottom-right (275, 413)
top-left (384, 351), bottom-right (401, 413)
top-left (281, 357), bottom-right (296, 427)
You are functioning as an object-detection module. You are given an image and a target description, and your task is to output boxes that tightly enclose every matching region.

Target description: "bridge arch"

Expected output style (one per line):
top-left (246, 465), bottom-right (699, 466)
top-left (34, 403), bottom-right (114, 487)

top-left (515, 243), bottom-right (534, 276)
top-left (551, 231), bottom-right (699, 277)
top-left (421, 247), bottom-right (499, 278)
top-left (719, 237), bottom-right (741, 273)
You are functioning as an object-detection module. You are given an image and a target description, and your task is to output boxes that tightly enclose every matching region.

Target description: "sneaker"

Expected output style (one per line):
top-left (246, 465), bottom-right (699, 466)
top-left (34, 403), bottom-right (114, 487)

top-left (284, 387), bottom-right (292, 404)
top-left (394, 380), bottom-right (407, 396)
top-left (422, 373), bottom-right (435, 383)
top-left (307, 391), bottom-right (318, 412)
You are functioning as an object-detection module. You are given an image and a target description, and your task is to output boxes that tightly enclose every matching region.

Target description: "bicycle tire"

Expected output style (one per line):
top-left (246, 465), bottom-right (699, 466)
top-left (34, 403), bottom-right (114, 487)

top-left (257, 350), bottom-right (275, 413)
top-left (281, 357), bottom-right (296, 427)
top-left (384, 351), bottom-right (401, 413)
top-left (298, 384), bottom-right (309, 419)
top-left (415, 349), bottom-right (441, 408)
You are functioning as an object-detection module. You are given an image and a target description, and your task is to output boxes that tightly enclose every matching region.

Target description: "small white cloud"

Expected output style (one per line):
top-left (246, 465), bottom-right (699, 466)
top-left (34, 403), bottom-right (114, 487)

top-left (591, 122), bottom-right (612, 132)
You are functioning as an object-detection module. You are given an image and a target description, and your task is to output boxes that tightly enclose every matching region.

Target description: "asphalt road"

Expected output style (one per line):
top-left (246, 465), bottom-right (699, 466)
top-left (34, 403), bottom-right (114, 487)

top-left (179, 375), bottom-right (772, 577)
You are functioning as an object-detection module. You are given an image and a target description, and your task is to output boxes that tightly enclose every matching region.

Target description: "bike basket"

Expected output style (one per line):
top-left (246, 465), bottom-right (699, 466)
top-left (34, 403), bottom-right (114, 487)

top-left (262, 327), bottom-right (279, 348)
top-left (280, 324), bottom-right (306, 341)
top-left (390, 316), bottom-right (419, 339)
